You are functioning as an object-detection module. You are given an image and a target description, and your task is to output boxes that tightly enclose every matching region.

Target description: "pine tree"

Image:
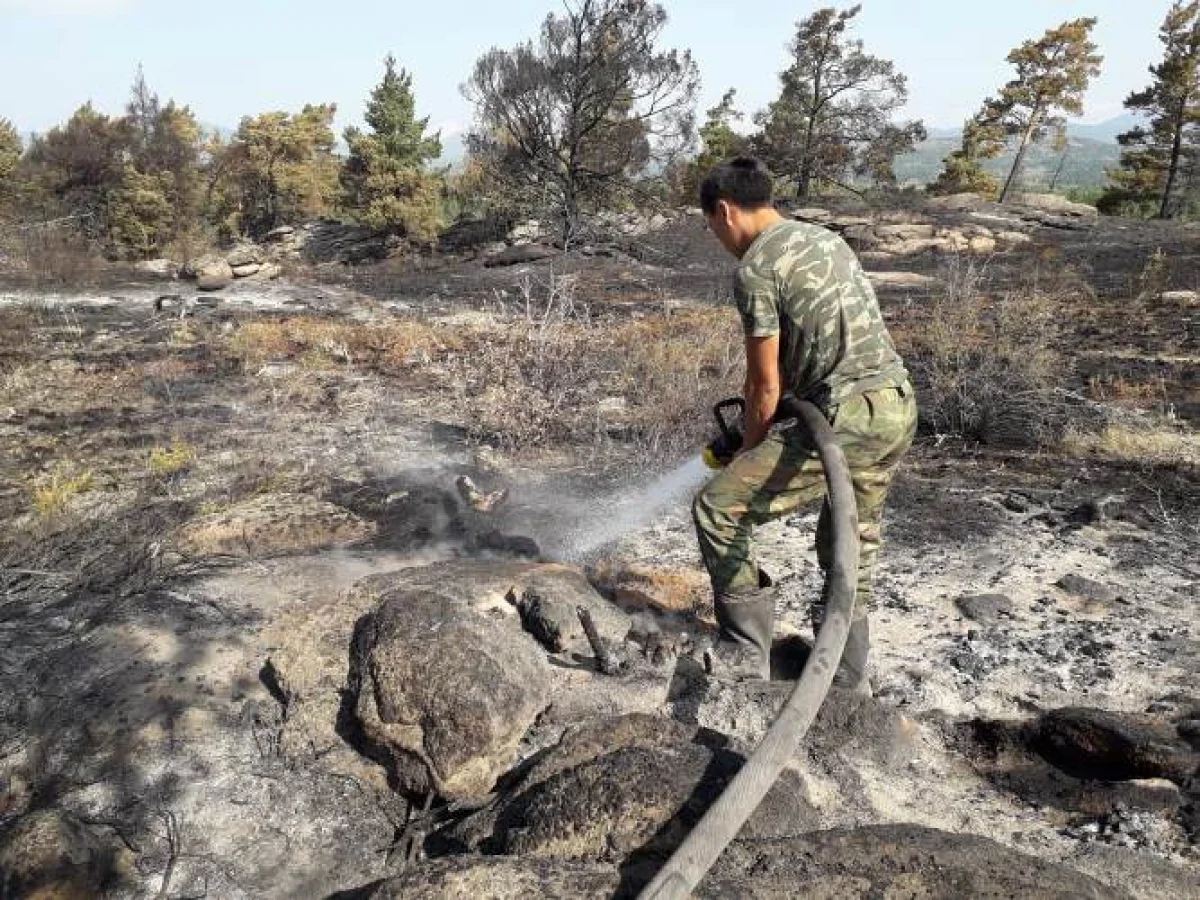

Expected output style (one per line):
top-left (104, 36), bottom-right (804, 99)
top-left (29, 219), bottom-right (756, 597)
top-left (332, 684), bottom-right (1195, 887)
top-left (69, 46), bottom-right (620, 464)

top-left (1102, 1), bottom-right (1199, 219)
top-left (0, 118), bottom-right (21, 207)
top-left (978, 18), bottom-right (1103, 203)
top-left (752, 5), bottom-right (924, 198)
top-left (928, 116), bottom-right (1004, 197)
top-left (341, 54), bottom-right (444, 242)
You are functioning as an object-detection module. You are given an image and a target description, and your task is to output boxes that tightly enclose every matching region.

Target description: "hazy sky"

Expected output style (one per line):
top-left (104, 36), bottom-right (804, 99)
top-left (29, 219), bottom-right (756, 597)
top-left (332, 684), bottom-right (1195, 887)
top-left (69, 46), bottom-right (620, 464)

top-left (0, 0), bottom-right (1176, 138)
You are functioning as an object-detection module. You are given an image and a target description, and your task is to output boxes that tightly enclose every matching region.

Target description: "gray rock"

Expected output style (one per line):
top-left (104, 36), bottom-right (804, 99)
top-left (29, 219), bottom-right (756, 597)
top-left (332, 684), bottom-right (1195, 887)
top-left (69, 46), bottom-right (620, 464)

top-left (517, 588), bottom-right (581, 653)
top-left (1056, 574), bottom-right (1119, 603)
top-left (955, 593), bottom-right (1015, 625)
top-left (230, 262), bottom-right (261, 278)
top-left (483, 244), bottom-right (560, 268)
top-left (875, 222), bottom-right (936, 241)
top-left (195, 258), bottom-right (233, 291)
top-left (225, 244), bottom-right (264, 268)
top-left (353, 575), bottom-right (553, 799)
top-left (697, 824), bottom-right (1129, 899)
top-left (1030, 707), bottom-right (1196, 783)
top-left (442, 714), bottom-right (815, 861)
top-left (369, 856), bottom-right (620, 899)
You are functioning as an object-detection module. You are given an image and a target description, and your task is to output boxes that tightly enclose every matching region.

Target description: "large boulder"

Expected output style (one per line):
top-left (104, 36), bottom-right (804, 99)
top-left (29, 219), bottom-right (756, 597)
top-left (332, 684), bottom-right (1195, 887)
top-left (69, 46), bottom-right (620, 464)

top-left (442, 714), bottom-right (815, 861)
top-left (174, 492), bottom-right (376, 558)
top-left (353, 577), bottom-right (552, 799)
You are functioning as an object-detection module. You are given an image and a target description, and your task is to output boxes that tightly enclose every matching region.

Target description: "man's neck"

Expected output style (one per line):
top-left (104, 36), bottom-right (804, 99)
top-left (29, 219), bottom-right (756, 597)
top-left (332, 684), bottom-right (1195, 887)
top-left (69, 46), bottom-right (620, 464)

top-left (737, 207), bottom-right (786, 258)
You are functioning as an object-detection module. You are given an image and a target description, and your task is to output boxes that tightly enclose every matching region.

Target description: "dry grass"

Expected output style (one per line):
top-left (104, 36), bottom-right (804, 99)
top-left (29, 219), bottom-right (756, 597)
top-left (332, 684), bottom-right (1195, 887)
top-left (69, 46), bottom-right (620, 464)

top-left (449, 272), bottom-right (741, 457)
top-left (148, 439), bottom-right (195, 477)
top-left (31, 467), bottom-right (95, 518)
top-left (1061, 425), bottom-right (1199, 467)
top-left (226, 316), bottom-right (460, 373)
top-left (901, 256), bottom-right (1068, 447)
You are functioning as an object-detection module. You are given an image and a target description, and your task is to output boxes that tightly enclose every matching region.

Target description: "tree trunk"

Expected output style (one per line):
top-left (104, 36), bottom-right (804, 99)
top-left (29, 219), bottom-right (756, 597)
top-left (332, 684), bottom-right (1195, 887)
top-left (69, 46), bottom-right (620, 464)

top-left (999, 122), bottom-right (1037, 203)
top-left (1158, 104), bottom-right (1187, 220)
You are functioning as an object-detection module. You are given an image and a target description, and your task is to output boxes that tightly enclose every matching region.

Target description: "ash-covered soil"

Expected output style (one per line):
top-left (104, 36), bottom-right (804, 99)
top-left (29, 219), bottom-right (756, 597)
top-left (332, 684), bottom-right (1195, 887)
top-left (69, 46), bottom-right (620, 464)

top-left (0, 200), bottom-right (1196, 898)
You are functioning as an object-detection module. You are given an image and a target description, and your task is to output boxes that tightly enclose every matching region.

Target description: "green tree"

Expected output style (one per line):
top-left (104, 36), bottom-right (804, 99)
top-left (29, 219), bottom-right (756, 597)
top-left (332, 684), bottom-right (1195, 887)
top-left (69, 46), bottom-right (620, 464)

top-left (22, 104), bottom-right (132, 242)
top-left (680, 89), bottom-right (748, 198)
top-left (464, 0), bottom-right (698, 246)
top-left (110, 67), bottom-right (206, 257)
top-left (1102, 1), bottom-right (1199, 219)
top-left (214, 104), bottom-right (339, 237)
top-left (753, 5), bottom-right (924, 198)
top-left (341, 54), bottom-right (444, 242)
top-left (0, 118), bottom-right (21, 209)
top-left (976, 18), bottom-right (1104, 203)
top-left (928, 116), bottom-right (1004, 197)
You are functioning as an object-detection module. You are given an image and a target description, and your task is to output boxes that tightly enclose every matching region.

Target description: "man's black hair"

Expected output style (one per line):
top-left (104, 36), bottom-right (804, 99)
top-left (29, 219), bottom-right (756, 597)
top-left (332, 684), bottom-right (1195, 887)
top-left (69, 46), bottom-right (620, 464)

top-left (699, 156), bottom-right (774, 215)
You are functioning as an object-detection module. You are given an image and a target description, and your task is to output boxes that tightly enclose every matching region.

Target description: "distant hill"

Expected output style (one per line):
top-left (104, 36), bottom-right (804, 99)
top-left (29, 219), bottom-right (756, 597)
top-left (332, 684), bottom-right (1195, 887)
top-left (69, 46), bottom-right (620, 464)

top-left (895, 115), bottom-right (1142, 191)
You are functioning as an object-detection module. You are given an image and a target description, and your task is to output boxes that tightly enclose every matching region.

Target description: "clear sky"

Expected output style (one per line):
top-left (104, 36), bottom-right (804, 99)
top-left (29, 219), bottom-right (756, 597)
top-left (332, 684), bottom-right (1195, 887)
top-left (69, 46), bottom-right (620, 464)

top-left (0, 0), bottom-right (1177, 139)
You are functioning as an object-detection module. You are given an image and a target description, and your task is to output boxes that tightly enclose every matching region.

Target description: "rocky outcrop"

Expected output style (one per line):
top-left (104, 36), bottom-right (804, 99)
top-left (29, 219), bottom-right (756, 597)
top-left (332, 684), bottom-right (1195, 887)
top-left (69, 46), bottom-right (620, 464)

top-left (441, 714), bottom-right (814, 861)
top-left (174, 493), bottom-right (376, 558)
top-left (1012, 192), bottom-right (1100, 218)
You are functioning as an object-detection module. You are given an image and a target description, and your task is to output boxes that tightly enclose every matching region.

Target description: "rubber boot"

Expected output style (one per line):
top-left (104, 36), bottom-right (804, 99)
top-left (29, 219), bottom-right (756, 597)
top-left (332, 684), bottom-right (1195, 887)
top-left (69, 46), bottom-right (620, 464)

top-left (831, 615), bottom-right (872, 695)
top-left (705, 585), bottom-right (775, 682)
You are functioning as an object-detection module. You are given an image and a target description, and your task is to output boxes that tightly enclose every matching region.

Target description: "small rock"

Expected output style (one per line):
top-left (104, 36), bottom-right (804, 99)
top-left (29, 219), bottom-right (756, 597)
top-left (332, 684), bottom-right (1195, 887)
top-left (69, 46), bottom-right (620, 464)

top-left (1056, 574), bottom-right (1119, 603)
top-left (968, 235), bottom-right (997, 254)
top-left (195, 259), bottom-right (233, 292)
top-left (226, 244), bottom-right (264, 268)
top-left (955, 593), bottom-right (1015, 625)
top-left (517, 588), bottom-right (579, 653)
top-left (231, 262), bottom-right (262, 278)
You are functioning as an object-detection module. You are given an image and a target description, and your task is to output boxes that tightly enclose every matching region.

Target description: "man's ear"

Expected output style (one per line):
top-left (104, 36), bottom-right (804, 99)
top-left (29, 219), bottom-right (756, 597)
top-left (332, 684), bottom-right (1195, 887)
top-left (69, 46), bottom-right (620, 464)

top-left (716, 198), bottom-right (735, 227)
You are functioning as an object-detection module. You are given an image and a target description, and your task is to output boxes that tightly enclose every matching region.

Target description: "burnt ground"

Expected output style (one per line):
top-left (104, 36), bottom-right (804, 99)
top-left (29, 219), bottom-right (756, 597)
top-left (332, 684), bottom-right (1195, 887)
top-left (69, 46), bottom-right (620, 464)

top-left (0, 198), bottom-right (1196, 898)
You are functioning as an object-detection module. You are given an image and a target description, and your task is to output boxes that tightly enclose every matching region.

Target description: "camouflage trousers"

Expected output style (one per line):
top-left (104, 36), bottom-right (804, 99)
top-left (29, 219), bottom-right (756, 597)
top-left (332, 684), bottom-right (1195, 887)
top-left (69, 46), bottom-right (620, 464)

top-left (693, 383), bottom-right (917, 617)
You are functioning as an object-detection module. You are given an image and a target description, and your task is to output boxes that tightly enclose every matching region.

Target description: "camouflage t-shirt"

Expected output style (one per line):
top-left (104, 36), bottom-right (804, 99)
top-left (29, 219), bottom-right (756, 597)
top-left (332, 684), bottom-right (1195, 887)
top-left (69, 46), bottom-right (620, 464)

top-left (734, 219), bottom-right (908, 407)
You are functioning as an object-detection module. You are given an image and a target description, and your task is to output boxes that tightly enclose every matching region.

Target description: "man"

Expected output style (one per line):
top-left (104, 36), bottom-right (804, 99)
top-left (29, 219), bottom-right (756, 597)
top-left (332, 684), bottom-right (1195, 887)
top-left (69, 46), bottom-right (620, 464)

top-left (694, 157), bottom-right (917, 688)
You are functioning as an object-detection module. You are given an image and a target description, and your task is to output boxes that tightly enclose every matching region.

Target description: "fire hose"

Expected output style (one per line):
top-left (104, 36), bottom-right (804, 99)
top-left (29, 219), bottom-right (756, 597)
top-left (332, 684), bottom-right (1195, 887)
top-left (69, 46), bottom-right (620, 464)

top-left (637, 395), bottom-right (860, 900)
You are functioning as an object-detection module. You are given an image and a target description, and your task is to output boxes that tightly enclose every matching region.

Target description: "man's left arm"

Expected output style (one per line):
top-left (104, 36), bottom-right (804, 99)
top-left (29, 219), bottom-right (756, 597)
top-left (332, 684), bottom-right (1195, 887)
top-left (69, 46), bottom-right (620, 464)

top-left (742, 334), bottom-right (781, 452)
